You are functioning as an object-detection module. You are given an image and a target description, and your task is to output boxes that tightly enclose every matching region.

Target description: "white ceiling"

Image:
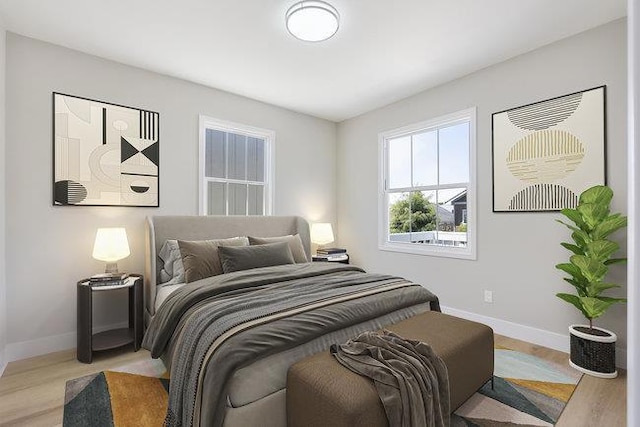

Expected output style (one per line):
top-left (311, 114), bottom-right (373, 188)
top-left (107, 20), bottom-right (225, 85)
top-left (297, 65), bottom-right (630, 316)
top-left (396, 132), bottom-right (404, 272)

top-left (0, 0), bottom-right (627, 122)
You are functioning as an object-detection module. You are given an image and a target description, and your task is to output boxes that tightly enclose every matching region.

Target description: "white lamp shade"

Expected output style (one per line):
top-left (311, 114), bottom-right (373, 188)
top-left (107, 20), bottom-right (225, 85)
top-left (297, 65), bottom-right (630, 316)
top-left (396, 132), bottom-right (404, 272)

top-left (286, 1), bottom-right (340, 42)
top-left (310, 223), bottom-right (335, 245)
top-left (92, 228), bottom-right (130, 262)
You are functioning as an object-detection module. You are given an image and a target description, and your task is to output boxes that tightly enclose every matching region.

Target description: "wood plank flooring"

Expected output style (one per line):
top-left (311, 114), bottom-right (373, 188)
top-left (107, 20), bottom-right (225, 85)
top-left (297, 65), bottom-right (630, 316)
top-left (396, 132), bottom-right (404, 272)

top-left (0, 336), bottom-right (627, 426)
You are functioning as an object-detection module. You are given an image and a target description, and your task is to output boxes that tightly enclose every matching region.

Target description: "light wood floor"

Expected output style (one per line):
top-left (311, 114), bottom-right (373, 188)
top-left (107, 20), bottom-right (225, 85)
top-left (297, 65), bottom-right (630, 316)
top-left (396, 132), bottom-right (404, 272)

top-left (0, 336), bottom-right (627, 426)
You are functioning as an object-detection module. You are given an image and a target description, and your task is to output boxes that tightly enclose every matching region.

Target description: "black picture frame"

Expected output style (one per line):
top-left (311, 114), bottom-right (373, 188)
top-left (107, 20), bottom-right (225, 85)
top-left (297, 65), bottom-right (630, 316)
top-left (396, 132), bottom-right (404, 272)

top-left (52, 92), bottom-right (160, 207)
top-left (491, 85), bottom-right (606, 212)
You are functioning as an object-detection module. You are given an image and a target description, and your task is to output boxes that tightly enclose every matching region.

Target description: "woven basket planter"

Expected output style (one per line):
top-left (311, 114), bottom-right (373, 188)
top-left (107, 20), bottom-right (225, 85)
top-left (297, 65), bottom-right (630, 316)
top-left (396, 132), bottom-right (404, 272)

top-left (568, 325), bottom-right (617, 379)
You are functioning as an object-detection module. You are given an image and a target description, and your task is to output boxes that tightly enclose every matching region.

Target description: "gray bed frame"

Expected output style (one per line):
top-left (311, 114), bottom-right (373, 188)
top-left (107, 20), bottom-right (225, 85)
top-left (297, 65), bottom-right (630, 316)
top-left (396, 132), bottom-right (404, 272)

top-left (144, 215), bottom-right (311, 325)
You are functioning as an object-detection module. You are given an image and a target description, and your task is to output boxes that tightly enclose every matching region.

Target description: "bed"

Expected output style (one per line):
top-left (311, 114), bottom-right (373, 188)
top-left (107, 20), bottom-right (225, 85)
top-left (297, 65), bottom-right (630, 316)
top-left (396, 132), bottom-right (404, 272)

top-left (142, 215), bottom-right (441, 427)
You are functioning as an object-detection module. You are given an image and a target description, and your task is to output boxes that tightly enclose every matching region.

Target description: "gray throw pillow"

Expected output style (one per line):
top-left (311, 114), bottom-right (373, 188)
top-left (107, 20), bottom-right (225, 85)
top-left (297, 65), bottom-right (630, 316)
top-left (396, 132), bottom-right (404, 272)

top-left (218, 242), bottom-right (295, 273)
top-left (248, 234), bottom-right (309, 263)
top-left (178, 236), bottom-right (249, 283)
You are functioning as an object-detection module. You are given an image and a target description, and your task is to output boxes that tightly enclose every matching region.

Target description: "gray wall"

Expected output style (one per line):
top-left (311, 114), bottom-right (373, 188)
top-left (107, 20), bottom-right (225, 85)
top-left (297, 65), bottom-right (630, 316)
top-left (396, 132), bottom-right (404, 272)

top-left (337, 20), bottom-right (628, 355)
top-left (4, 34), bottom-right (337, 356)
top-left (0, 22), bottom-right (6, 372)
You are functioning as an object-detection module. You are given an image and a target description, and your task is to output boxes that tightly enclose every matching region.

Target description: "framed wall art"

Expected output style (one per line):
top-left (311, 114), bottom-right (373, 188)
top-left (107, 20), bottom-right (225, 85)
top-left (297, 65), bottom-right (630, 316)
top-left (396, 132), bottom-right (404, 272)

top-left (491, 86), bottom-right (606, 212)
top-left (53, 92), bottom-right (159, 207)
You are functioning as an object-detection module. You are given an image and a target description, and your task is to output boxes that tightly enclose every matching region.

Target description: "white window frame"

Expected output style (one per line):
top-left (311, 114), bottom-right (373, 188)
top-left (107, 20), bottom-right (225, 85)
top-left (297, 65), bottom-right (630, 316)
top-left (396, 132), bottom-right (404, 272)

top-left (199, 115), bottom-right (275, 216)
top-left (378, 107), bottom-right (477, 260)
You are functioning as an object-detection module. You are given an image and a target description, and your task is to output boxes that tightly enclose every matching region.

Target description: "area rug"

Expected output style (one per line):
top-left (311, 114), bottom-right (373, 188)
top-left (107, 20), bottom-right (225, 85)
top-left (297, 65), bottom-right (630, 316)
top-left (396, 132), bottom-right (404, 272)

top-left (63, 347), bottom-right (581, 427)
top-left (63, 359), bottom-right (168, 427)
top-left (452, 346), bottom-right (582, 426)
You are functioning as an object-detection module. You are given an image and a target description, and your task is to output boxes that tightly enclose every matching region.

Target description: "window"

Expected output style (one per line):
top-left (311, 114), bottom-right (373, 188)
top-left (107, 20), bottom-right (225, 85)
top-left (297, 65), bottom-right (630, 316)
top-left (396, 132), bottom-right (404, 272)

top-left (199, 116), bottom-right (274, 215)
top-left (379, 108), bottom-right (476, 259)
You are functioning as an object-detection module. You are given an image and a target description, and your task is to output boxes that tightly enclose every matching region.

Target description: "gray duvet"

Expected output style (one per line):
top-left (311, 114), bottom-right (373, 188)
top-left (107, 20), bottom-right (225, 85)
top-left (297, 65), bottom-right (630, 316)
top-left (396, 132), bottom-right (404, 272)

top-left (142, 263), bottom-right (440, 427)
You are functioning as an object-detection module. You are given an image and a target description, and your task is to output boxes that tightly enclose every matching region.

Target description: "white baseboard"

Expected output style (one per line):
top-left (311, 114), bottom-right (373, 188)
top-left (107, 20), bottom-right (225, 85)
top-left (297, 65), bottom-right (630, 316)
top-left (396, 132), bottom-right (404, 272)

top-left (5, 322), bottom-right (129, 363)
top-left (441, 305), bottom-right (627, 369)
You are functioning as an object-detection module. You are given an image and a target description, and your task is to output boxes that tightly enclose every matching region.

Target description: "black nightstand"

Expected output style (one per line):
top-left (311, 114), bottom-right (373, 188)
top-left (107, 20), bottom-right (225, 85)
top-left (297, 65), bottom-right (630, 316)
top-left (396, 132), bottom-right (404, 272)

top-left (76, 274), bottom-right (143, 363)
top-left (312, 253), bottom-right (349, 264)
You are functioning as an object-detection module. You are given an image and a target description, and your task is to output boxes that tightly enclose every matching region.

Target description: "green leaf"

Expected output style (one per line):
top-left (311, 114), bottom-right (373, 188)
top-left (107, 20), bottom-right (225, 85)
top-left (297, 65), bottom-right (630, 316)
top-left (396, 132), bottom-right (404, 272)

top-left (585, 282), bottom-right (620, 297)
top-left (605, 257), bottom-right (627, 265)
top-left (579, 296), bottom-right (626, 319)
top-left (577, 203), bottom-right (610, 230)
top-left (560, 242), bottom-right (584, 255)
top-left (571, 230), bottom-right (591, 247)
top-left (579, 185), bottom-right (613, 206)
top-left (556, 219), bottom-right (582, 233)
top-left (585, 240), bottom-right (619, 262)
top-left (579, 296), bottom-right (617, 320)
top-left (593, 214), bottom-right (628, 240)
top-left (556, 262), bottom-right (586, 280)
top-left (556, 293), bottom-right (590, 319)
top-left (563, 277), bottom-right (587, 296)
top-left (570, 255), bottom-right (608, 283)
top-left (559, 208), bottom-right (586, 229)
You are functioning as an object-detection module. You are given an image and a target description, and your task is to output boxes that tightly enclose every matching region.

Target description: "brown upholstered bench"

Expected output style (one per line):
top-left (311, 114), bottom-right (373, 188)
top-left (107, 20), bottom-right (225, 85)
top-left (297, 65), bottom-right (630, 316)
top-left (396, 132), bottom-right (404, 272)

top-left (286, 311), bottom-right (494, 427)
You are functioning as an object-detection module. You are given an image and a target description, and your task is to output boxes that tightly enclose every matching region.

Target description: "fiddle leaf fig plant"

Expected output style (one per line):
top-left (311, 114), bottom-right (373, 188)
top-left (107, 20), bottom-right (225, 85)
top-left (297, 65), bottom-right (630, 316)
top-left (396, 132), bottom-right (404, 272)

top-left (555, 185), bottom-right (627, 330)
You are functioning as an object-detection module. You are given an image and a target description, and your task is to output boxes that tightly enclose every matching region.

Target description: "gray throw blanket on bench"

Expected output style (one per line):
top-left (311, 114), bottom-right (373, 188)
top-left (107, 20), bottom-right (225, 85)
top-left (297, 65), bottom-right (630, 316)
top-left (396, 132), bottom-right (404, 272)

top-left (331, 330), bottom-right (450, 427)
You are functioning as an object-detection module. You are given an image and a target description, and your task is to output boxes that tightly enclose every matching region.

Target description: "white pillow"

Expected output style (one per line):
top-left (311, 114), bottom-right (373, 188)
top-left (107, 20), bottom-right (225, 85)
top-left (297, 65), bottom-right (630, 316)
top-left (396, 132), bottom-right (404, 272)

top-left (158, 240), bottom-right (185, 286)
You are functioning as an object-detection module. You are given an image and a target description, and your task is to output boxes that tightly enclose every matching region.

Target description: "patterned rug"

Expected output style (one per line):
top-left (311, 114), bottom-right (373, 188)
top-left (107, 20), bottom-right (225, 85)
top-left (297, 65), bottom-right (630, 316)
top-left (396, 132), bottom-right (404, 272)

top-left (63, 347), bottom-right (581, 426)
top-left (452, 346), bottom-right (582, 426)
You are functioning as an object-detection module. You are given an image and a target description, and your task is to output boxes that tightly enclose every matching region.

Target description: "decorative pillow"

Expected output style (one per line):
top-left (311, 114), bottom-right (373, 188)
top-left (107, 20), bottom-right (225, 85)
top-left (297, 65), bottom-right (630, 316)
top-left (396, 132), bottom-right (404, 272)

top-left (218, 242), bottom-right (295, 274)
top-left (177, 237), bottom-right (249, 283)
top-left (248, 234), bottom-right (309, 263)
top-left (158, 240), bottom-right (185, 286)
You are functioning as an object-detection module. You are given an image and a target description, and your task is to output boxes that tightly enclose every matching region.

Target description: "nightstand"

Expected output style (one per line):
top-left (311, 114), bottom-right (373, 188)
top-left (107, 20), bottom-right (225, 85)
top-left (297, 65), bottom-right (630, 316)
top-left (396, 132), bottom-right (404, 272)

top-left (76, 274), bottom-right (143, 363)
top-left (312, 253), bottom-right (349, 264)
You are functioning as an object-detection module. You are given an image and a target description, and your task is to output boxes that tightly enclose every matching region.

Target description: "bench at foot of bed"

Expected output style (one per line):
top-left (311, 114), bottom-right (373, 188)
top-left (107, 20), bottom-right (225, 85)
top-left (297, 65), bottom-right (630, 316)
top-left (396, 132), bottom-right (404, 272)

top-left (286, 311), bottom-right (494, 427)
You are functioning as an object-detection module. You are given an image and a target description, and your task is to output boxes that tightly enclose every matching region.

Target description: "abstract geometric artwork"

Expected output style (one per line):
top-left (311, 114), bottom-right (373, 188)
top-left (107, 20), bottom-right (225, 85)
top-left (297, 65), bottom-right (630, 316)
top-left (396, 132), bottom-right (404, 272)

top-left (492, 86), bottom-right (605, 212)
top-left (53, 93), bottom-right (159, 206)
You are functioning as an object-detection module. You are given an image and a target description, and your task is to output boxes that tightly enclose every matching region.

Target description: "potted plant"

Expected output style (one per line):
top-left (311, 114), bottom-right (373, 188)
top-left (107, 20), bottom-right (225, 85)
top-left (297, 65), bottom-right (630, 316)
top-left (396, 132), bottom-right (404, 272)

top-left (555, 185), bottom-right (627, 378)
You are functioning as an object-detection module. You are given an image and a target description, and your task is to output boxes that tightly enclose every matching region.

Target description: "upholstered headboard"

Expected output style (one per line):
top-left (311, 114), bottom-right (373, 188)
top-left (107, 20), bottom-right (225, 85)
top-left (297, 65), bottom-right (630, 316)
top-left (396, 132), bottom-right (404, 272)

top-left (144, 215), bottom-right (311, 323)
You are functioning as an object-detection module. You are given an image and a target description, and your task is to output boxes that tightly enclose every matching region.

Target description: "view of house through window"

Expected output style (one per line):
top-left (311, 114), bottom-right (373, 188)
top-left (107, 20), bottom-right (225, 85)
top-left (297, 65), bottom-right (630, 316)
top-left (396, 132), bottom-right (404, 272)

top-left (199, 117), bottom-right (273, 216)
top-left (380, 109), bottom-right (475, 258)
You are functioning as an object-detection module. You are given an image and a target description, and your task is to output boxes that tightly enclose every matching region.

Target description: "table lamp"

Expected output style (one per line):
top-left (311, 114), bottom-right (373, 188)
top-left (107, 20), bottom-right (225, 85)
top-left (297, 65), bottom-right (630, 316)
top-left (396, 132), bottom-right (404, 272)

top-left (310, 223), bottom-right (334, 248)
top-left (92, 227), bottom-right (130, 274)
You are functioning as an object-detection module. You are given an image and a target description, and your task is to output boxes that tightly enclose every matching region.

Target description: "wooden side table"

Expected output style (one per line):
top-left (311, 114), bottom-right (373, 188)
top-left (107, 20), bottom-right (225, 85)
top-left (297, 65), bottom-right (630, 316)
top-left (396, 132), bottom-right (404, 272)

top-left (77, 274), bottom-right (143, 363)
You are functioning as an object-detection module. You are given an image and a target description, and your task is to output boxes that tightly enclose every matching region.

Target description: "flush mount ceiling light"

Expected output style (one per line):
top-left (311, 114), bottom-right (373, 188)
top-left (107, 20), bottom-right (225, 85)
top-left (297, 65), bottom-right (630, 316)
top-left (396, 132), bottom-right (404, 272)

top-left (286, 1), bottom-right (340, 42)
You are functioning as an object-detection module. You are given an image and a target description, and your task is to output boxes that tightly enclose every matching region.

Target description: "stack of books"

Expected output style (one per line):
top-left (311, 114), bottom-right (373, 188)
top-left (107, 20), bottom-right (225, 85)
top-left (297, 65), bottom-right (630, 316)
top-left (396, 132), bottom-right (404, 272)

top-left (89, 273), bottom-right (129, 287)
top-left (314, 248), bottom-right (348, 262)
top-left (316, 247), bottom-right (346, 256)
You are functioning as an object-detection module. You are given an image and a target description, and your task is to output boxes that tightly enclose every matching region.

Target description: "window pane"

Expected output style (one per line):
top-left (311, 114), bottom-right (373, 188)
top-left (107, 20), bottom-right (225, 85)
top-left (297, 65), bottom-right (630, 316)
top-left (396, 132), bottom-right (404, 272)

top-left (408, 191), bottom-right (437, 244)
top-left (388, 191), bottom-right (438, 244)
top-left (438, 122), bottom-right (469, 184)
top-left (435, 188), bottom-right (467, 247)
top-left (248, 184), bottom-right (264, 215)
top-left (388, 136), bottom-right (411, 189)
top-left (228, 133), bottom-right (247, 180)
top-left (247, 137), bottom-right (265, 182)
top-left (207, 181), bottom-right (227, 215)
top-left (205, 129), bottom-right (226, 178)
top-left (412, 131), bottom-right (437, 187)
top-left (388, 192), bottom-right (410, 242)
top-left (228, 183), bottom-right (247, 215)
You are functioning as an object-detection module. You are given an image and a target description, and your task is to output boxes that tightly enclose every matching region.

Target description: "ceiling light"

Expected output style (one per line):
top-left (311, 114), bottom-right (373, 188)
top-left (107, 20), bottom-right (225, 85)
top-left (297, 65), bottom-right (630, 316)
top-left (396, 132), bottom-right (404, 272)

top-left (286, 1), bottom-right (340, 42)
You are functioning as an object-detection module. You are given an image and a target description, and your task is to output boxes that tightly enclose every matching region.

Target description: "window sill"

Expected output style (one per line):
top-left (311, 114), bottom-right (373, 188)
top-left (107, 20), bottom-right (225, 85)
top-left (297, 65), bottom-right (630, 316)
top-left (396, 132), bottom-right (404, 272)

top-left (378, 242), bottom-right (476, 260)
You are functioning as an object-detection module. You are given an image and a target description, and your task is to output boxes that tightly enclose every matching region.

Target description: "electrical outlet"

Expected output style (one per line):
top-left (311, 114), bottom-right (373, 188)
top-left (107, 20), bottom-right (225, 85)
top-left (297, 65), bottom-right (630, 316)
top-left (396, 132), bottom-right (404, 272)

top-left (484, 290), bottom-right (493, 303)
